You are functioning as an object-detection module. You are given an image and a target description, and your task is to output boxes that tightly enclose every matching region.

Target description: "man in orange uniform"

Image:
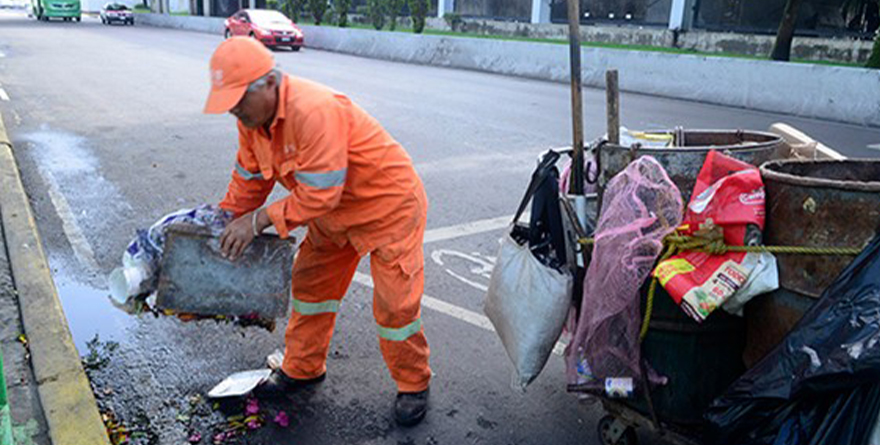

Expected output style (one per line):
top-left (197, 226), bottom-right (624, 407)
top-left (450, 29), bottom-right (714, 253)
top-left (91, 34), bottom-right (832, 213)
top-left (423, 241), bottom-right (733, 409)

top-left (205, 37), bottom-right (430, 426)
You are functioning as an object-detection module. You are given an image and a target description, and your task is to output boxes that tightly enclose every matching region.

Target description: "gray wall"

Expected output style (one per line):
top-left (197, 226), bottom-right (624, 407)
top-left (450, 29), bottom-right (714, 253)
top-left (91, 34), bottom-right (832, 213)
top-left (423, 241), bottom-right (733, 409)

top-left (136, 14), bottom-right (880, 127)
top-left (439, 17), bottom-right (876, 65)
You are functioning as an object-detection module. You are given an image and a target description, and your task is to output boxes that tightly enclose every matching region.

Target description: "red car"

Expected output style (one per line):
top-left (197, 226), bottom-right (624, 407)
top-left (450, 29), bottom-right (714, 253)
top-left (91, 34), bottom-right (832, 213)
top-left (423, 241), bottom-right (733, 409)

top-left (224, 9), bottom-right (304, 51)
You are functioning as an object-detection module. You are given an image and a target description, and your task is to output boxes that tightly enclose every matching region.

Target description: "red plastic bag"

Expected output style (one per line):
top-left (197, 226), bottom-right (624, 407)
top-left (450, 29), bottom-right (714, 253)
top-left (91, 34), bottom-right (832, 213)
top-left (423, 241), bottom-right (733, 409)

top-left (653, 151), bottom-right (766, 322)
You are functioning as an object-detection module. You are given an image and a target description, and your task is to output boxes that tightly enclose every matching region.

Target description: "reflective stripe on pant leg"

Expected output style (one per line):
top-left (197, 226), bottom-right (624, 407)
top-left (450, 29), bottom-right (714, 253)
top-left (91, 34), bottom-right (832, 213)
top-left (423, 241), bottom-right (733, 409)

top-left (282, 233), bottom-right (360, 380)
top-left (371, 249), bottom-right (431, 393)
top-left (376, 318), bottom-right (422, 341)
top-left (292, 298), bottom-right (340, 316)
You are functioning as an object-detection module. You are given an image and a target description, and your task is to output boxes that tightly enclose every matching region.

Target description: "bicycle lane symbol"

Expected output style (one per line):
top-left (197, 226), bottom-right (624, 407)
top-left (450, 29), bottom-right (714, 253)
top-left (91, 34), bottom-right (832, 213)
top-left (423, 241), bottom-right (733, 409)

top-left (429, 249), bottom-right (496, 292)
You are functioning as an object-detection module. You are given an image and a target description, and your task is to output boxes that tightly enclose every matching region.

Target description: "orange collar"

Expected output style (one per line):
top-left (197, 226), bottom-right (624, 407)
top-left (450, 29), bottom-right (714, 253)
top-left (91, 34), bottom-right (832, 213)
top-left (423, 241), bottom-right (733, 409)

top-left (268, 74), bottom-right (289, 134)
top-left (251, 75), bottom-right (290, 180)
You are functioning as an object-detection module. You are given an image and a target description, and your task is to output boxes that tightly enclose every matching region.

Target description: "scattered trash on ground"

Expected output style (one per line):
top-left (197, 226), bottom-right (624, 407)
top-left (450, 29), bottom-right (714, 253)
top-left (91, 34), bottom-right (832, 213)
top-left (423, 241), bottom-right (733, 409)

top-left (266, 349), bottom-right (284, 370)
top-left (16, 333), bottom-right (30, 361)
top-left (82, 334), bottom-right (119, 372)
top-left (99, 408), bottom-right (158, 445)
top-left (207, 370), bottom-right (272, 399)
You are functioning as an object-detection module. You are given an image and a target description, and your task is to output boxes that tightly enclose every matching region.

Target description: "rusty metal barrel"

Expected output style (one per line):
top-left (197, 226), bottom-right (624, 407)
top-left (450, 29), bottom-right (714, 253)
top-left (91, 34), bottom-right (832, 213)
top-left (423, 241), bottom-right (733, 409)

top-left (761, 159), bottom-right (880, 297)
top-left (744, 159), bottom-right (880, 365)
top-left (597, 129), bottom-right (786, 203)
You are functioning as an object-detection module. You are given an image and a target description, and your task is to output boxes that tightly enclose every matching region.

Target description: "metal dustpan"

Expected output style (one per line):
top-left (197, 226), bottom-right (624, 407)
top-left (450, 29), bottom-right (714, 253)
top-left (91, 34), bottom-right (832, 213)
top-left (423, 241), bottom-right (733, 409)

top-left (156, 224), bottom-right (296, 320)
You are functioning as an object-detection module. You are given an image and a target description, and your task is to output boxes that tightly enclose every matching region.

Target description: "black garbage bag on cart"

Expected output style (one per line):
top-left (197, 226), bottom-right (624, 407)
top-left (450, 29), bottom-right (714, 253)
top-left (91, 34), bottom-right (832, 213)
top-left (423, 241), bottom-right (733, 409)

top-left (704, 234), bottom-right (880, 445)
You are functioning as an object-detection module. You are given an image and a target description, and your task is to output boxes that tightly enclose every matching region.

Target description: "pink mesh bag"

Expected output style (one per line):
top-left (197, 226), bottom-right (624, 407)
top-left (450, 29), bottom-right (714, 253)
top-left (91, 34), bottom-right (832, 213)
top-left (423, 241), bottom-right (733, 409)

top-left (566, 156), bottom-right (683, 390)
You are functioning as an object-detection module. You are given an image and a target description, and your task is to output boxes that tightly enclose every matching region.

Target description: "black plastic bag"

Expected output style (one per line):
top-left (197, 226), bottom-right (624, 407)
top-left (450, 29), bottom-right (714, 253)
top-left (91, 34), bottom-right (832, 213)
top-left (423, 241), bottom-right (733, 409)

top-left (705, 234), bottom-right (880, 445)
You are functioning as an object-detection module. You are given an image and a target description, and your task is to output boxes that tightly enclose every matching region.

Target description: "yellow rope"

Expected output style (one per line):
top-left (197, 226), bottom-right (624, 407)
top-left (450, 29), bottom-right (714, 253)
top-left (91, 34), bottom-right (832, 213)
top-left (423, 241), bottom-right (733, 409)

top-left (579, 235), bottom-right (863, 256)
top-left (577, 233), bottom-right (863, 342)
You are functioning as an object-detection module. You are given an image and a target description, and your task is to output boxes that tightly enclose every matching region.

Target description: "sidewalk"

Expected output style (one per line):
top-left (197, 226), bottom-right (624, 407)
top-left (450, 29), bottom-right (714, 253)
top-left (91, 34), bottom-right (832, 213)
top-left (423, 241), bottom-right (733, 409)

top-left (0, 112), bottom-right (111, 445)
top-left (0, 214), bottom-right (50, 445)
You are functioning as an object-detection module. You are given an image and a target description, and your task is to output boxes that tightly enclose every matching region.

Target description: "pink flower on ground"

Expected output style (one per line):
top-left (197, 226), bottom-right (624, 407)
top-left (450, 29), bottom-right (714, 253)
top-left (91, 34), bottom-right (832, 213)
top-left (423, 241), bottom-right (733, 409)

top-left (246, 419), bottom-right (261, 430)
top-left (245, 398), bottom-right (260, 415)
top-left (188, 432), bottom-right (202, 443)
top-left (274, 411), bottom-right (290, 428)
top-left (212, 432), bottom-right (227, 444)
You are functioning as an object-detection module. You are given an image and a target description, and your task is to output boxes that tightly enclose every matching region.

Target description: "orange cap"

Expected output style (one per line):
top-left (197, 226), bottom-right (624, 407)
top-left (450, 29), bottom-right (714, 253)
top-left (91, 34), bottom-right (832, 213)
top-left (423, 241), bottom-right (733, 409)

top-left (204, 37), bottom-right (275, 114)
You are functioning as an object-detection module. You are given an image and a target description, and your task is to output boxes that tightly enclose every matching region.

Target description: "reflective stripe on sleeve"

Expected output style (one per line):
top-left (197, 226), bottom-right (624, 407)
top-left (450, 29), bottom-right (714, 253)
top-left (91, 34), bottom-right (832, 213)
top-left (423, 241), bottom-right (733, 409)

top-left (295, 168), bottom-right (347, 189)
top-left (376, 318), bottom-right (422, 341)
top-left (235, 162), bottom-right (264, 180)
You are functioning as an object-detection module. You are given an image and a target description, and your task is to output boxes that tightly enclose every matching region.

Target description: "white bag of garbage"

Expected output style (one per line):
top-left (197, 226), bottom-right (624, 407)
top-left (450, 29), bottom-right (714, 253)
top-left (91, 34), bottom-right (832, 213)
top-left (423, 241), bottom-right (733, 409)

top-left (484, 151), bottom-right (573, 390)
top-left (484, 230), bottom-right (572, 390)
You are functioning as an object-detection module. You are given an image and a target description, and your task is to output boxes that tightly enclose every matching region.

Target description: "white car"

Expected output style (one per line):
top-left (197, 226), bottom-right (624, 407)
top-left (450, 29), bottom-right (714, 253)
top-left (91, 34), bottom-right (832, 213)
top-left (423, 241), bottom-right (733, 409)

top-left (100, 2), bottom-right (133, 25)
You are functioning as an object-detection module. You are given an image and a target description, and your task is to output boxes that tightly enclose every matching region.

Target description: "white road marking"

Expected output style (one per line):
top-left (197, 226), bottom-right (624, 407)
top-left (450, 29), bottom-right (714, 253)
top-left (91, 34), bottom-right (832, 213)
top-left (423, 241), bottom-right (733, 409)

top-left (0, 51), bottom-right (6, 58)
top-left (430, 249), bottom-right (494, 292)
top-left (423, 215), bottom-right (511, 244)
top-left (868, 143), bottom-right (880, 151)
top-left (423, 213), bottom-right (528, 244)
top-left (352, 270), bottom-right (566, 356)
top-left (41, 168), bottom-right (100, 272)
top-left (352, 272), bottom-right (496, 332)
top-left (0, 88), bottom-right (9, 101)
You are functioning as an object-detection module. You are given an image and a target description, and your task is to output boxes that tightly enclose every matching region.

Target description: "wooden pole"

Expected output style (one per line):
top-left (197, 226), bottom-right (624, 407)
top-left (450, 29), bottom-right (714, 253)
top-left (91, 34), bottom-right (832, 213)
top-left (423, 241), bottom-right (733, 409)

top-left (567, 0), bottom-right (584, 196)
top-left (606, 70), bottom-right (620, 145)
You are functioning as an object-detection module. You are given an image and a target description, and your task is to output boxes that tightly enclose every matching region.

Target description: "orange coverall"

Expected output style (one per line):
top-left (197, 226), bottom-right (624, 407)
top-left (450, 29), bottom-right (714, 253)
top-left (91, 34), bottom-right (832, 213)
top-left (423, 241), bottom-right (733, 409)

top-left (219, 75), bottom-right (431, 393)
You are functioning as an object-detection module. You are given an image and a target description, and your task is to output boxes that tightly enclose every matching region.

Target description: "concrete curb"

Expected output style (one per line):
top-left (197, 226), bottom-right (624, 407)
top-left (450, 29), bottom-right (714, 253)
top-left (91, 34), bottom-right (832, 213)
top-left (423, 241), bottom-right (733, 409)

top-left (136, 13), bottom-right (880, 127)
top-left (0, 114), bottom-right (110, 445)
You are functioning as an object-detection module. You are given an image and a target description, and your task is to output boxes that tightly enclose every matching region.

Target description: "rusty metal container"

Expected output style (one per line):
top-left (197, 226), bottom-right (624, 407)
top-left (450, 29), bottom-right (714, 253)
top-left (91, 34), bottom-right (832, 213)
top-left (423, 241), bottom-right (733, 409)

top-left (761, 159), bottom-right (880, 298)
top-left (743, 159), bottom-right (880, 366)
top-left (597, 129), bottom-right (785, 203)
top-left (156, 224), bottom-right (296, 320)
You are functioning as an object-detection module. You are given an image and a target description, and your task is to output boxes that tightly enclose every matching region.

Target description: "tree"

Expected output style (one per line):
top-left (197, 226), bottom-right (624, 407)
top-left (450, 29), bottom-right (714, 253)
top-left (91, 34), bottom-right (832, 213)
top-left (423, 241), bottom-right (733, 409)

top-left (408, 0), bottom-right (429, 33)
top-left (367, 0), bottom-right (385, 29)
top-left (869, 27), bottom-right (880, 68)
top-left (309, 0), bottom-right (328, 24)
top-left (336, 0), bottom-right (351, 26)
top-left (771, 0), bottom-right (803, 61)
top-left (841, 0), bottom-right (879, 32)
top-left (387, 0), bottom-right (405, 31)
top-left (285, 0), bottom-right (306, 22)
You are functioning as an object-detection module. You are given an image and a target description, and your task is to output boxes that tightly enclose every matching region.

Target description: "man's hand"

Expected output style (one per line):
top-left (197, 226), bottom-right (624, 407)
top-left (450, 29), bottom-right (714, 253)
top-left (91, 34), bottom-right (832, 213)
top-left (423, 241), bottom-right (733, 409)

top-left (220, 209), bottom-right (271, 260)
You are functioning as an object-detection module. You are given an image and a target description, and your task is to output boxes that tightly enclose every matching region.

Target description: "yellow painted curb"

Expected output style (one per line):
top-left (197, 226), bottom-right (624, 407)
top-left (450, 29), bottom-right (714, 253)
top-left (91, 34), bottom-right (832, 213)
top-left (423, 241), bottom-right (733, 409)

top-left (0, 114), bottom-right (110, 445)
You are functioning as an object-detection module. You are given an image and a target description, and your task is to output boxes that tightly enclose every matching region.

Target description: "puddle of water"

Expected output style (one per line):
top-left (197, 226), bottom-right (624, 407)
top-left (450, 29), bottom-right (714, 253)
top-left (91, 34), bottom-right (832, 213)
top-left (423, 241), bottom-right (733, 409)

top-left (52, 273), bottom-right (133, 353)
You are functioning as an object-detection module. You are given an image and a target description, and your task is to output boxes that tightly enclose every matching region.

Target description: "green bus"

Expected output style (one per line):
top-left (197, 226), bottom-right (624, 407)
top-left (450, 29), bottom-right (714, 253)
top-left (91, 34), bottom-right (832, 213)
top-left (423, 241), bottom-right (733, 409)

top-left (31, 0), bottom-right (81, 21)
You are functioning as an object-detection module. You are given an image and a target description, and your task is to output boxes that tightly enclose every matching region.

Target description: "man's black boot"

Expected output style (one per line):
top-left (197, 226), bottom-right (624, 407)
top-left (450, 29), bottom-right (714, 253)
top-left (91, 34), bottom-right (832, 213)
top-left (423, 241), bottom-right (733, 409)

top-left (395, 389), bottom-right (429, 426)
top-left (252, 369), bottom-right (325, 400)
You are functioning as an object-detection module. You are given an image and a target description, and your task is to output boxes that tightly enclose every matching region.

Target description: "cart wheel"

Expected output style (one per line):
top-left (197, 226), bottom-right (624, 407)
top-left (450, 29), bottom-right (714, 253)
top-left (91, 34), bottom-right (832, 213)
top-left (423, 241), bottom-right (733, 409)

top-left (598, 415), bottom-right (638, 445)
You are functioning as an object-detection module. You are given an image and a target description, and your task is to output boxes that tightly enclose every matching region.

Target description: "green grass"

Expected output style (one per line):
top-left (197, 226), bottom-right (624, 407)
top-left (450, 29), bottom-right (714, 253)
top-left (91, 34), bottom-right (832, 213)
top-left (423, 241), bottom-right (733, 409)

top-left (296, 19), bottom-right (862, 68)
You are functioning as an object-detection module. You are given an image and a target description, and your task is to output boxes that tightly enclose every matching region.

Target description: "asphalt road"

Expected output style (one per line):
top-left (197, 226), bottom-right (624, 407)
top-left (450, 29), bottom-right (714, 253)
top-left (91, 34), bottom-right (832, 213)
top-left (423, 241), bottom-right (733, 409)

top-left (0, 10), bottom-right (879, 445)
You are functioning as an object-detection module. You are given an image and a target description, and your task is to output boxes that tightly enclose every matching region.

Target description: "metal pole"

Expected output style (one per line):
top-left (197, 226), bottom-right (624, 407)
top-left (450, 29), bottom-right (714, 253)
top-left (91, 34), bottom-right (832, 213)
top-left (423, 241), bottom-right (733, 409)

top-left (0, 349), bottom-right (14, 445)
top-left (567, 0), bottom-right (584, 196)
top-left (606, 70), bottom-right (620, 145)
